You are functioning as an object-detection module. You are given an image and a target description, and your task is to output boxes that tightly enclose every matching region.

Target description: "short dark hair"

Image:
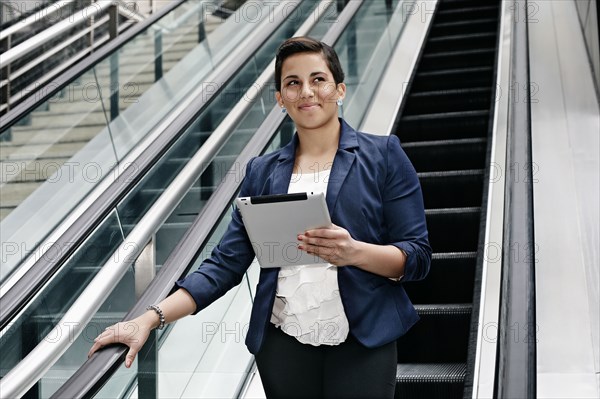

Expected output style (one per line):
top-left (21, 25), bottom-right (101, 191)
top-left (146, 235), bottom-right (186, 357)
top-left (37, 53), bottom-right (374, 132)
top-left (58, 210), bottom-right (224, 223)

top-left (274, 36), bottom-right (345, 92)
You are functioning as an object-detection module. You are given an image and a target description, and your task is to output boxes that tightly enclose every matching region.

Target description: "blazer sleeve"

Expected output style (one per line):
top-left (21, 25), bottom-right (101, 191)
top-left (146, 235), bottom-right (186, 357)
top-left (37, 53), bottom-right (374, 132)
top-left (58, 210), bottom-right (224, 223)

top-left (383, 135), bottom-right (432, 282)
top-left (174, 157), bottom-right (258, 313)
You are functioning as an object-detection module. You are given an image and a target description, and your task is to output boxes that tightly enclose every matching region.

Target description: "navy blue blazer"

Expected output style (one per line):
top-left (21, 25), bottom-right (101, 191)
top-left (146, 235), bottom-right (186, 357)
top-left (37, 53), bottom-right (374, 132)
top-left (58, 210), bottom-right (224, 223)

top-left (176, 119), bottom-right (431, 354)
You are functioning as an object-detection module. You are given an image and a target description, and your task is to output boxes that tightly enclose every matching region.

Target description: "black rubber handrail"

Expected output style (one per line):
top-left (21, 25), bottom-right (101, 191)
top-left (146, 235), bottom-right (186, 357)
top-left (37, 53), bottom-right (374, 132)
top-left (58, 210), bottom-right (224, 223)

top-left (0, 0), bottom-right (297, 331)
top-left (51, 2), bottom-right (364, 396)
top-left (0, 0), bottom-right (185, 133)
top-left (495, 0), bottom-right (536, 396)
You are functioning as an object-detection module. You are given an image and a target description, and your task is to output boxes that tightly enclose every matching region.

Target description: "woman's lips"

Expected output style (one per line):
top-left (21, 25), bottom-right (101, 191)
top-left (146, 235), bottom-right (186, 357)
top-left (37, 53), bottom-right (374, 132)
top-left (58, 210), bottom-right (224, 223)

top-left (298, 103), bottom-right (320, 111)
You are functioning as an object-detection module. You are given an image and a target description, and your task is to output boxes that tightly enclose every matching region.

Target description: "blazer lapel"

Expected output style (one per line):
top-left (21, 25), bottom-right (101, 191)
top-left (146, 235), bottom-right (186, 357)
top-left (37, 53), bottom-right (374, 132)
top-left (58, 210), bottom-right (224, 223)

top-left (269, 119), bottom-right (360, 212)
top-left (270, 133), bottom-right (297, 195)
top-left (326, 119), bottom-right (359, 215)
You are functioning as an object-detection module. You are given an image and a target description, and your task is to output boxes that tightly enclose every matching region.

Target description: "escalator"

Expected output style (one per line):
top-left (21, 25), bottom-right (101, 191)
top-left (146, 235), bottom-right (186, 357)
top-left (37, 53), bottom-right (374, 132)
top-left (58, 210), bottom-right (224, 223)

top-left (1, 0), bottom-right (509, 397)
top-left (393, 0), bottom-right (501, 397)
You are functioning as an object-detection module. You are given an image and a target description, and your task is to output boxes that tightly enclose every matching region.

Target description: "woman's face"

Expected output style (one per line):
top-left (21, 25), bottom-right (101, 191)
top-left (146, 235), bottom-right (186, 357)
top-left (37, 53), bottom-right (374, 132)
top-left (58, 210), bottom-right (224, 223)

top-left (276, 52), bottom-right (345, 131)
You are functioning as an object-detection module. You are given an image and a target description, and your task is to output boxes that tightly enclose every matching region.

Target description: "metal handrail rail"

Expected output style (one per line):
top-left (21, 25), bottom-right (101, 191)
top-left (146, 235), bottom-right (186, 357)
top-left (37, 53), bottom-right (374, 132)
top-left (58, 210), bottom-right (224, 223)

top-left (0, 0), bottom-right (185, 131)
top-left (117, 0), bottom-right (147, 23)
top-left (4, 14), bottom-right (112, 83)
top-left (0, 1), bottom-right (114, 68)
top-left (0, 0), bottom-right (127, 113)
top-left (0, 15), bottom-right (132, 113)
top-left (0, 0), bottom-right (78, 41)
top-left (50, 1), bottom-right (362, 397)
top-left (495, 0), bottom-right (536, 396)
top-left (0, 1), bottom-right (47, 30)
top-left (0, 1), bottom-right (308, 396)
top-left (0, 0), bottom-right (149, 42)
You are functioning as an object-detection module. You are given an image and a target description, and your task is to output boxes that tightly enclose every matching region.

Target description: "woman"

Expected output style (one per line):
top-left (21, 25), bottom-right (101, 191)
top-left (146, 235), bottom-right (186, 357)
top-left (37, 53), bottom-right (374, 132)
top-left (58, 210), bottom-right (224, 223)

top-left (89, 37), bottom-right (431, 399)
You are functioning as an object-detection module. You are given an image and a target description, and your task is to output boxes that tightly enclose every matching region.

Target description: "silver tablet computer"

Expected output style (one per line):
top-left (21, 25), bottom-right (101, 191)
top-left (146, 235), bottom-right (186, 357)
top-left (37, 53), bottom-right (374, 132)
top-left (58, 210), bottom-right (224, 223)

top-left (235, 192), bottom-right (332, 268)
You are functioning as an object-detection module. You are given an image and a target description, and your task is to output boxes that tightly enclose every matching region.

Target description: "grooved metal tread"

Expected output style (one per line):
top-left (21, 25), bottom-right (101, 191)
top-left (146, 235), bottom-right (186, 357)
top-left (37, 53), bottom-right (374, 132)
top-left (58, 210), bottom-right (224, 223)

top-left (416, 66), bottom-right (493, 77)
top-left (433, 17), bottom-right (497, 29)
top-left (423, 48), bottom-right (495, 58)
top-left (401, 109), bottom-right (488, 121)
top-left (409, 86), bottom-right (491, 97)
top-left (396, 363), bottom-right (466, 382)
top-left (414, 304), bottom-right (472, 315)
top-left (418, 169), bottom-right (485, 178)
top-left (431, 252), bottom-right (477, 260)
top-left (428, 31), bottom-right (497, 42)
top-left (425, 206), bottom-right (481, 215)
top-left (402, 137), bottom-right (487, 147)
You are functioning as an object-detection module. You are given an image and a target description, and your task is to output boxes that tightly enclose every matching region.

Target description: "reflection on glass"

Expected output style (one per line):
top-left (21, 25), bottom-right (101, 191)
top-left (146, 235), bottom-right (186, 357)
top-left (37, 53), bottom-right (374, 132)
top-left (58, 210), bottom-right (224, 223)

top-left (0, 0), bottom-right (249, 283)
top-left (335, 0), bottom-right (403, 128)
top-left (0, 65), bottom-right (113, 282)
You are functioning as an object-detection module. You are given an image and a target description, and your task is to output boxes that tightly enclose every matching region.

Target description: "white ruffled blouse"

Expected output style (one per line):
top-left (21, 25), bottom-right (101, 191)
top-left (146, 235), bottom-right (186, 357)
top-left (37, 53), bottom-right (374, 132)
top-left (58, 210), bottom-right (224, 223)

top-left (269, 168), bottom-right (350, 346)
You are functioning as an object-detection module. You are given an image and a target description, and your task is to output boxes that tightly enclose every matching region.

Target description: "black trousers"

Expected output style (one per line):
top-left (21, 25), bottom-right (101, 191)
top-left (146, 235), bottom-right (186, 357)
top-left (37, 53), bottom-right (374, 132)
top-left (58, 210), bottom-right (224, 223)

top-left (255, 323), bottom-right (397, 399)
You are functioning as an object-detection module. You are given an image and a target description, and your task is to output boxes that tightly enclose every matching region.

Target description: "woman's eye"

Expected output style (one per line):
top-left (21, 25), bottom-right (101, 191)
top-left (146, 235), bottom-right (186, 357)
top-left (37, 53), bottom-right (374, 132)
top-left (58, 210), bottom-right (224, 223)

top-left (287, 80), bottom-right (299, 86)
top-left (314, 77), bottom-right (325, 83)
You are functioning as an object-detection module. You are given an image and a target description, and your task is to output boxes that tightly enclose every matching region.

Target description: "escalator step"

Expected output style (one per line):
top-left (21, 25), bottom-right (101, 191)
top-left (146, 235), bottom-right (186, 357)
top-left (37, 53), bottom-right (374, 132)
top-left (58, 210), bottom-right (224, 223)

top-left (395, 363), bottom-right (466, 398)
top-left (419, 170), bottom-right (484, 209)
top-left (404, 252), bottom-right (477, 304)
top-left (411, 66), bottom-right (494, 92)
top-left (397, 110), bottom-right (489, 142)
top-left (403, 87), bottom-right (492, 115)
top-left (425, 32), bottom-right (497, 53)
top-left (430, 18), bottom-right (498, 37)
top-left (425, 207), bottom-right (481, 252)
top-left (435, 5), bottom-right (499, 24)
top-left (420, 48), bottom-right (495, 71)
top-left (397, 304), bottom-right (472, 362)
top-left (403, 137), bottom-right (487, 172)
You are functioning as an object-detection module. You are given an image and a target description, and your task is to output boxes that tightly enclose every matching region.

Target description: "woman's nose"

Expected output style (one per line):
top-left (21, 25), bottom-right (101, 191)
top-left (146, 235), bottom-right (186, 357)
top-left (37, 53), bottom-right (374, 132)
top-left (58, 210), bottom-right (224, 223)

top-left (300, 82), bottom-right (315, 98)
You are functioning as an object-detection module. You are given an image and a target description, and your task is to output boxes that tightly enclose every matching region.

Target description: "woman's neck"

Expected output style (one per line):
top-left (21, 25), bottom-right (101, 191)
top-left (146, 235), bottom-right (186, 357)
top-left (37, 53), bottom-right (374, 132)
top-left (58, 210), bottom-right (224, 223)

top-left (293, 118), bottom-right (340, 174)
top-left (295, 118), bottom-right (341, 157)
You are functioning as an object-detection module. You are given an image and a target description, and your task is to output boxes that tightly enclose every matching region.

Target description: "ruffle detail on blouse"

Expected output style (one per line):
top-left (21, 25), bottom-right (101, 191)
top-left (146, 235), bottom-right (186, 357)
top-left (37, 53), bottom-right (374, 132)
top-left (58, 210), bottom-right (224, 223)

top-left (270, 263), bottom-right (349, 346)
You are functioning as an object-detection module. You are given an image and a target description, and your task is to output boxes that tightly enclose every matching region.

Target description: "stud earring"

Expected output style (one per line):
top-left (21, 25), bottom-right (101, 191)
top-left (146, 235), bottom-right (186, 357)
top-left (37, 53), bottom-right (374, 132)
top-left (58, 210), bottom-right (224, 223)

top-left (336, 98), bottom-right (344, 106)
top-left (281, 106), bottom-right (286, 113)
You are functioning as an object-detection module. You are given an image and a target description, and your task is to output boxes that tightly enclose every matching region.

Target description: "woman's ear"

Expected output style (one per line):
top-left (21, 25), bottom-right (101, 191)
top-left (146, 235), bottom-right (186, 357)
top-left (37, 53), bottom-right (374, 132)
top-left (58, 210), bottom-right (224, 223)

top-left (337, 83), bottom-right (347, 100)
top-left (275, 91), bottom-right (283, 107)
